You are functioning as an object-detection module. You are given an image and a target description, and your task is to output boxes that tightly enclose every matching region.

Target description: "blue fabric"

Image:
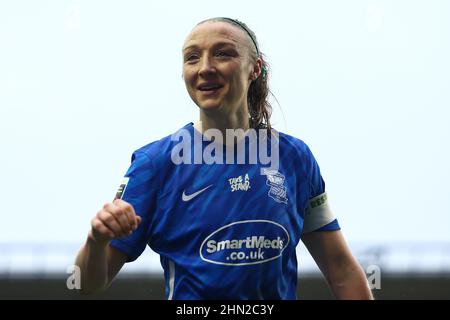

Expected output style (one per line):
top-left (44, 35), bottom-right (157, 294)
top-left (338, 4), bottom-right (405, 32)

top-left (314, 219), bottom-right (341, 232)
top-left (110, 123), bottom-right (340, 299)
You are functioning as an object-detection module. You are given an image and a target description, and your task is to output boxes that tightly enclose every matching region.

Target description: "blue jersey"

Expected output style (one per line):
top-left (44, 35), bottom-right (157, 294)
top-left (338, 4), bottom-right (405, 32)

top-left (110, 123), bottom-right (340, 300)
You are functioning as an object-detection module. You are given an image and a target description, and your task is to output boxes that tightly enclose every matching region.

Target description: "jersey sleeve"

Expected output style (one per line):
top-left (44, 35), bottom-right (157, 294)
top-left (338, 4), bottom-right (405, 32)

top-left (110, 151), bottom-right (158, 262)
top-left (302, 145), bottom-right (340, 234)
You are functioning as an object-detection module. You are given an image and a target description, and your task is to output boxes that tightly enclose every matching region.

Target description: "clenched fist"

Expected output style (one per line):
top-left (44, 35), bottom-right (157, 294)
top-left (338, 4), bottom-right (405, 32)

top-left (89, 199), bottom-right (142, 245)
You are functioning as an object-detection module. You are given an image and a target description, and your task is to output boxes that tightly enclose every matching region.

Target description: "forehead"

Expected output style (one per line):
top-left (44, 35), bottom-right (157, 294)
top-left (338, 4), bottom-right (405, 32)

top-left (183, 21), bottom-right (248, 50)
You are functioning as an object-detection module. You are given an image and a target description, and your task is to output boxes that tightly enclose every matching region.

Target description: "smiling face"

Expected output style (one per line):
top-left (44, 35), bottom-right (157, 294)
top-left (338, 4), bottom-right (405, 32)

top-left (182, 21), bottom-right (259, 115)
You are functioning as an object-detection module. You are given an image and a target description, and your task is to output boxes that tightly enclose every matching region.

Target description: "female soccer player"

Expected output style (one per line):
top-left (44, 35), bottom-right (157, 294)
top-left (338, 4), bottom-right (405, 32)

top-left (75, 17), bottom-right (373, 300)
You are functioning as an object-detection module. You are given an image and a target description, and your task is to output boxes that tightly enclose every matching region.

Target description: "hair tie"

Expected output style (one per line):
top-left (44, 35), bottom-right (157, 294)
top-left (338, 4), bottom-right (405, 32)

top-left (220, 17), bottom-right (260, 56)
top-left (261, 65), bottom-right (268, 79)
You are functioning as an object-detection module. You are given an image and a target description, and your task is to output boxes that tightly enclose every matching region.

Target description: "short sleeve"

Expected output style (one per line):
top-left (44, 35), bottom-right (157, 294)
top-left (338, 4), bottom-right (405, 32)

top-left (302, 145), bottom-right (340, 233)
top-left (110, 151), bottom-right (158, 262)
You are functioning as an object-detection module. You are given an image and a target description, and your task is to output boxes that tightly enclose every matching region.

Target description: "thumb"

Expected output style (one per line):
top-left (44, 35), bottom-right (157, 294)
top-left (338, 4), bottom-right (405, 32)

top-left (136, 215), bottom-right (142, 225)
top-left (113, 198), bottom-right (122, 205)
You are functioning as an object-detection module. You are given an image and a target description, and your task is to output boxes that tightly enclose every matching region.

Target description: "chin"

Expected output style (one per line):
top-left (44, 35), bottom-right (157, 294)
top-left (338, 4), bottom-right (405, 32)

top-left (197, 100), bottom-right (224, 111)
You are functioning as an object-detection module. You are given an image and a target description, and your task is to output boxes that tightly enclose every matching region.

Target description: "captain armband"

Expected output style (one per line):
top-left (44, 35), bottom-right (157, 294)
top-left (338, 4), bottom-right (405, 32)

top-left (302, 192), bottom-right (336, 233)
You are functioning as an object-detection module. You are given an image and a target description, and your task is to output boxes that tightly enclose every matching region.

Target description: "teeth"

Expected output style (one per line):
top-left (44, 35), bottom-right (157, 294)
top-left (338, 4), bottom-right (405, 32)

top-left (201, 85), bottom-right (221, 90)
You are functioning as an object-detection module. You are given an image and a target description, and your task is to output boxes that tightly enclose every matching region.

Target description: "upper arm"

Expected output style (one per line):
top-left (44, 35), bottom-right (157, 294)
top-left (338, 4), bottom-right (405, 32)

top-left (300, 143), bottom-right (337, 233)
top-left (302, 230), bottom-right (373, 300)
top-left (301, 230), bottom-right (357, 282)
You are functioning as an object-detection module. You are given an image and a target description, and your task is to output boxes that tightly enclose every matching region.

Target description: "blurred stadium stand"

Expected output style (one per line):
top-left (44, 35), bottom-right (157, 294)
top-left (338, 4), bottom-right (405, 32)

top-left (1, 242), bottom-right (449, 299)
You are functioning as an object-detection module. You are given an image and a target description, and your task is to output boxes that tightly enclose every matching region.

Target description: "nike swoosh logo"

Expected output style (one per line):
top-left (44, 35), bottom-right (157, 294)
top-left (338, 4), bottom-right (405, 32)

top-left (182, 185), bottom-right (213, 202)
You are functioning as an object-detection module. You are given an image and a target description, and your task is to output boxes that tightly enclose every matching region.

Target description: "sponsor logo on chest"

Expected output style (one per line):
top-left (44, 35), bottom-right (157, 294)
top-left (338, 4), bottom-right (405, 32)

top-left (199, 220), bottom-right (290, 266)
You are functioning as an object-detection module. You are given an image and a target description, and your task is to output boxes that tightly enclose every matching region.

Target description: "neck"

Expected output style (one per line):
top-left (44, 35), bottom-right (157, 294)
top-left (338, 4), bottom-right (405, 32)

top-left (194, 107), bottom-right (249, 135)
top-left (193, 107), bottom-right (250, 147)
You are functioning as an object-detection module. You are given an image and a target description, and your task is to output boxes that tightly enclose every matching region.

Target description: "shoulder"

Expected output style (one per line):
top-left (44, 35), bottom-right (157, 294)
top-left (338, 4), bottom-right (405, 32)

top-left (131, 123), bottom-right (193, 169)
top-left (275, 129), bottom-right (314, 160)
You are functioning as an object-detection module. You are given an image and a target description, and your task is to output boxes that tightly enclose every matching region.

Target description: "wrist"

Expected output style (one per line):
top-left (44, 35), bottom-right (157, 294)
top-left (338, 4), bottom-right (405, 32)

top-left (87, 230), bottom-right (111, 248)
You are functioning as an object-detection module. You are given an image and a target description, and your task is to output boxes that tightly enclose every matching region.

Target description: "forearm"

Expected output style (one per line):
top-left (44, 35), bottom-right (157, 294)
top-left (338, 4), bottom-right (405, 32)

top-left (75, 235), bottom-right (110, 294)
top-left (327, 261), bottom-right (374, 300)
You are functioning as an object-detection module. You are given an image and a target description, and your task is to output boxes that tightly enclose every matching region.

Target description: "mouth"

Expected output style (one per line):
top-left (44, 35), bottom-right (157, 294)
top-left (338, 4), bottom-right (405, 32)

top-left (197, 83), bottom-right (224, 96)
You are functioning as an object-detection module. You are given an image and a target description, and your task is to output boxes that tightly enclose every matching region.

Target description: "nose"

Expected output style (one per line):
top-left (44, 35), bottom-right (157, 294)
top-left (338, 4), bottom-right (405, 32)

top-left (198, 54), bottom-right (217, 78)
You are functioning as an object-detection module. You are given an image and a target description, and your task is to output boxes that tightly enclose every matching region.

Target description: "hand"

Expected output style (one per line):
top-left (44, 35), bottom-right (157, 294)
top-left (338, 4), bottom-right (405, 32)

top-left (89, 199), bottom-right (142, 246)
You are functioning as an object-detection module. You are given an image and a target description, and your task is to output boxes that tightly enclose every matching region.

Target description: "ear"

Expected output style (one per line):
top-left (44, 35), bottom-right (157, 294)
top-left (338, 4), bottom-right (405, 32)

top-left (249, 58), bottom-right (263, 81)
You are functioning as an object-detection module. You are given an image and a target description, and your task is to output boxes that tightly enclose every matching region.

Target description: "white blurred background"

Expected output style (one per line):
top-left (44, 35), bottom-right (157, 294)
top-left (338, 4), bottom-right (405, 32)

top-left (0, 0), bottom-right (449, 275)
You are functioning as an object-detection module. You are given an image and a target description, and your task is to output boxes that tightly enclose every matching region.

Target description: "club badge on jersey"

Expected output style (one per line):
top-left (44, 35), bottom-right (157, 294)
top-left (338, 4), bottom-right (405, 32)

top-left (262, 169), bottom-right (288, 204)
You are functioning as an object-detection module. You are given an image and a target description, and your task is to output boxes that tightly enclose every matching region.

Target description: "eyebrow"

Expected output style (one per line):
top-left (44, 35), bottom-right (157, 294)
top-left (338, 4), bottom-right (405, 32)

top-left (183, 41), bottom-right (238, 52)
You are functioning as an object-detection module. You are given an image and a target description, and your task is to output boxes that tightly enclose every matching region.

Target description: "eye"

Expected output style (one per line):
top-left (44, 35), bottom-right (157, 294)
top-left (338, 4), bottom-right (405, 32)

top-left (215, 51), bottom-right (230, 58)
top-left (185, 53), bottom-right (199, 62)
